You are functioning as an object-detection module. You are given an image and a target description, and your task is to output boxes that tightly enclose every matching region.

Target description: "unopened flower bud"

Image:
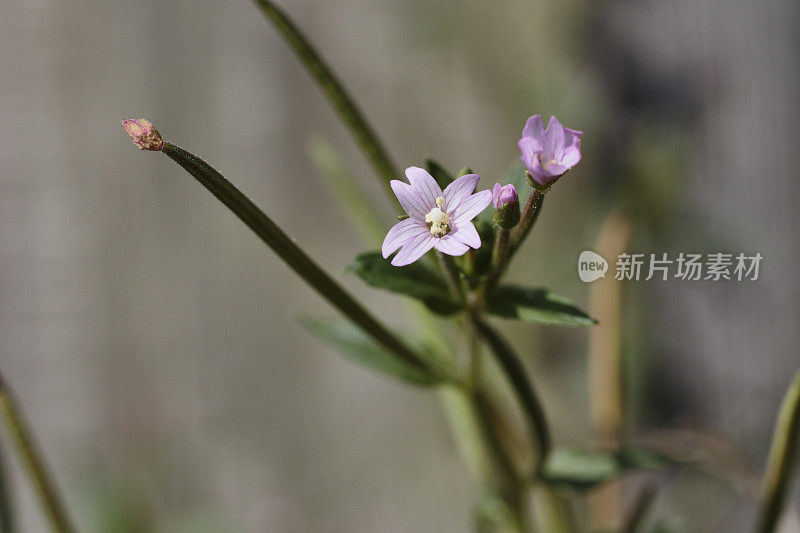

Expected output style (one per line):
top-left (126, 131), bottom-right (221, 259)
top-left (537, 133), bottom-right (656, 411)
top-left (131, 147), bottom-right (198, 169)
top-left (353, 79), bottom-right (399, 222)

top-left (492, 183), bottom-right (520, 229)
top-left (121, 118), bottom-right (163, 151)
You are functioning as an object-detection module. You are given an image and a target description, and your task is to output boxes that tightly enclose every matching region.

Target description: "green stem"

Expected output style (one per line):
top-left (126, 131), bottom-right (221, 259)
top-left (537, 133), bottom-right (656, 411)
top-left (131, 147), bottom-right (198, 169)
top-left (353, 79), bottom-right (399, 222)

top-left (161, 142), bottom-right (432, 376)
top-left (473, 390), bottom-right (529, 531)
top-left (0, 434), bottom-right (14, 533)
top-left (474, 228), bottom-right (511, 308)
top-left (437, 251), bottom-right (464, 303)
top-left (252, 0), bottom-right (400, 187)
top-left (0, 371), bottom-right (74, 533)
top-left (756, 370), bottom-right (800, 533)
top-left (508, 189), bottom-right (546, 262)
top-left (472, 318), bottom-right (552, 476)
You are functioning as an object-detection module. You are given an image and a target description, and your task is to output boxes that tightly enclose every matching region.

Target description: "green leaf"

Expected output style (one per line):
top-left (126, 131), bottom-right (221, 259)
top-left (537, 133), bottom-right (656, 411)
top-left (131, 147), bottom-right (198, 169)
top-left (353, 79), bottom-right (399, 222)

top-left (301, 317), bottom-right (442, 386)
top-left (425, 158), bottom-right (454, 190)
top-left (486, 285), bottom-right (597, 327)
top-left (541, 448), bottom-right (675, 490)
top-left (347, 252), bottom-right (463, 315)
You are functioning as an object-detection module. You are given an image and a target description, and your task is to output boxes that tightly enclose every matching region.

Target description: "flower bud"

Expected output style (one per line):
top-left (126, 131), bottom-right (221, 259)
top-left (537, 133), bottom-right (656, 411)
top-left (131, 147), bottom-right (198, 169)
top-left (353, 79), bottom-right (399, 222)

top-left (492, 183), bottom-right (520, 229)
top-left (121, 118), bottom-right (163, 151)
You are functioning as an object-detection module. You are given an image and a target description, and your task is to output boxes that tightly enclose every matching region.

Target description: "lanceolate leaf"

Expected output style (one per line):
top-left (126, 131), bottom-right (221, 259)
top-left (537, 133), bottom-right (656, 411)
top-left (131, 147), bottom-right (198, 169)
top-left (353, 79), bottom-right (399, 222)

top-left (301, 317), bottom-right (442, 386)
top-left (486, 285), bottom-right (597, 327)
top-left (348, 252), bottom-right (463, 315)
top-left (540, 447), bottom-right (676, 490)
top-left (425, 158), bottom-right (455, 190)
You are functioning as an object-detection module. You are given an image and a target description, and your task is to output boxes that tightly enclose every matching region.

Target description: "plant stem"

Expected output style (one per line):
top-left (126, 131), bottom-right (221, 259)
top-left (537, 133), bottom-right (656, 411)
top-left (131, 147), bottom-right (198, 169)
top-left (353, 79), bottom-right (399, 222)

top-left (756, 370), bottom-right (800, 533)
top-left (0, 434), bottom-right (14, 533)
top-left (161, 142), bottom-right (433, 376)
top-left (474, 228), bottom-right (511, 308)
top-left (472, 318), bottom-right (552, 476)
top-left (437, 251), bottom-right (464, 303)
top-left (509, 189), bottom-right (546, 261)
top-left (252, 0), bottom-right (400, 188)
top-left (0, 371), bottom-right (74, 533)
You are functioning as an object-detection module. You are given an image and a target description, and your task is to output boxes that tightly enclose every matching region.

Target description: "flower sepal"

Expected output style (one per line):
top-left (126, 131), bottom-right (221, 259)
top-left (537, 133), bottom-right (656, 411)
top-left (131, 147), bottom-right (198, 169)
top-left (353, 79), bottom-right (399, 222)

top-left (525, 170), bottom-right (557, 193)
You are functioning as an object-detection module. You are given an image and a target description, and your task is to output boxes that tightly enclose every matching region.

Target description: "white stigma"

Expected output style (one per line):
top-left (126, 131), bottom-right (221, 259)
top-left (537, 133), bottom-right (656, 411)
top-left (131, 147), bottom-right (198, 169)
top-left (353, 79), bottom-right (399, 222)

top-left (425, 197), bottom-right (450, 237)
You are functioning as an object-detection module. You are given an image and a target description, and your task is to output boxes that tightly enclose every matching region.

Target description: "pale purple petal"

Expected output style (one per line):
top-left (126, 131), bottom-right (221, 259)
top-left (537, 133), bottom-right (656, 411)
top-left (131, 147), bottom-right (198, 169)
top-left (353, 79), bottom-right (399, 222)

top-left (450, 221), bottom-right (481, 249)
top-left (382, 218), bottom-right (427, 258)
top-left (518, 137), bottom-right (542, 173)
top-left (492, 184), bottom-right (518, 209)
top-left (543, 163), bottom-right (568, 177)
top-left (491, 183), bottom-right (502, 209)
top-left (522, 115), bottom-right (545, 141)
top-left (560, 146), bottom-right (581, 168)
top-left (391, 232), bottom-right (436, 266)
top-left (434, 235), bottom-right (469, 256)
top-left (390, 180), bottom-right (428, 222)
top-left (451, 190), bottom-right (492, 224)
top-left (560, 128), bottom-right (583, 167)
top-left (544, 116), bottom-right (566, 159)
top-left (405, 167), bottom-right (442, 207)
top-left (443, 173), bottom-right (480, 210)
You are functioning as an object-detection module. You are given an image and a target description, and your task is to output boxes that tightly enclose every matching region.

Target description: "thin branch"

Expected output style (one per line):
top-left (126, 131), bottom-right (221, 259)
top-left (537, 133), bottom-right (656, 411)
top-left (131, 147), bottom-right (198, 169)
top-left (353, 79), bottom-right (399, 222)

top-left (252, 0), bottom-right (400, 189)
top-left (0, 371), bottom-right (74, 533)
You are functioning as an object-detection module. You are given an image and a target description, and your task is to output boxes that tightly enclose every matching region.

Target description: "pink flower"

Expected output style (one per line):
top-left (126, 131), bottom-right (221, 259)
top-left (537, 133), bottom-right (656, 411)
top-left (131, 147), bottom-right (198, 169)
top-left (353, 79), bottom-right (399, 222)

top-left (518, 115), bottom-right (582, 187)
top-left (382, 167), bottom-right (492, 266)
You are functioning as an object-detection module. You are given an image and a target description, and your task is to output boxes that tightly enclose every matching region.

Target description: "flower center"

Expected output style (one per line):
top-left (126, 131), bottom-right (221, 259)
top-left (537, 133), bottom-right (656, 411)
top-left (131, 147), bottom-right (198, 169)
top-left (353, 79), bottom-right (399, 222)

top-left (425, 197), bottom-right (450, 237)
top-left (539, 153), bottom-right (558, 170)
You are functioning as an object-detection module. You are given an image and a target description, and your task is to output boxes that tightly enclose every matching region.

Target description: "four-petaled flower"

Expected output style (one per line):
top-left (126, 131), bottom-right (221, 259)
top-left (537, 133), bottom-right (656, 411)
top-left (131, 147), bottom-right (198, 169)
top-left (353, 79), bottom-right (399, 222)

top-left (382, 167), bottom-right (492, 266)
top-left (518, 115), bottom-right (582, 187)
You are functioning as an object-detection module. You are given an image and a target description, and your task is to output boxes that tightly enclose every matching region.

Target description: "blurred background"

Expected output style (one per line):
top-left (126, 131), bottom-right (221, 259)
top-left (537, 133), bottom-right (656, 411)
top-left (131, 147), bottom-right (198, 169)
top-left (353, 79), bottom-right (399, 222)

top-left (1, 0), bottom-right (798, 531)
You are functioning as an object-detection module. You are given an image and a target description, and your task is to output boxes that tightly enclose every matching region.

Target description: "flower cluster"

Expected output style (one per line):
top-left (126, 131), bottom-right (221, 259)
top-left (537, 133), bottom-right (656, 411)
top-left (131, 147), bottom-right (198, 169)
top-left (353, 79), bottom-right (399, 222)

top-left (383, 114), bottom-right (582, 266)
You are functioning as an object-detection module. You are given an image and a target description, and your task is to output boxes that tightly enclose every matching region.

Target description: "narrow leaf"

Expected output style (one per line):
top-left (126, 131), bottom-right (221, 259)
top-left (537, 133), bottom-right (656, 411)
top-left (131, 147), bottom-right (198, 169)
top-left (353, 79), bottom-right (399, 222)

top-left (541, 447), bottom-right (675, 490)
top-left (486, 285), bottom-right (597, 327)
top-left (756, 370), bottom-right (800, 533)
top-left (301, 317), bottom-right (441, 385)
top-left (160, 143), bottom-right (431, 373)
top-left (348, 252), bottom-right (463, 315)
top-left (252, 0), bottom-right (400, 193)
top-left (425, 158), bottom-right (454, 190)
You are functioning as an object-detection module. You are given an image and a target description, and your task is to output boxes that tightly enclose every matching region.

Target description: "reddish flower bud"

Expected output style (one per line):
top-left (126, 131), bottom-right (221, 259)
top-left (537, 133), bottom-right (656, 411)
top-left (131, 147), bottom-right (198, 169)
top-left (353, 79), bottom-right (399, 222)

top-left (121, 118), bottom-right (164, 151)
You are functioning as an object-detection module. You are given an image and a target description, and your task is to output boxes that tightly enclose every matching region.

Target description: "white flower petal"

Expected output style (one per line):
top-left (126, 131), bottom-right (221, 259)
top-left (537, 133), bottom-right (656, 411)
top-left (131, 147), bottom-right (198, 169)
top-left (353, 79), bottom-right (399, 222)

top-left (434, 235), bottom-right (469, 256)
top-left (443, 173), bottom-right (480, 211)
top-left (391, 233), bottom-right (436, 266)
top-left (451, 190), bottom-right (492, 225)
top-left (405, 167), bottom-right (442, 207)
top-left (450, 222), bottom-right (481, 249)
top-left (382, 218), bottom-right (427, 258)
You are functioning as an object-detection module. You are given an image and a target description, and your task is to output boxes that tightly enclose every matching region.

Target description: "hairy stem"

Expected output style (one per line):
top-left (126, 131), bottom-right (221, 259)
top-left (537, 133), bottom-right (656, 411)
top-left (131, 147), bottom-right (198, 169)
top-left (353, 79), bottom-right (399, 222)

top-left (756, 370), bottom-right (800, 533)
top-left (252, 0), bottom-right (400, 187)
top-left (509, 189), bottom-right (546, 262)
top-left (0, 371), bottom-right (74, 533)
top-left (161, 142), bottom-right (433, 376)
